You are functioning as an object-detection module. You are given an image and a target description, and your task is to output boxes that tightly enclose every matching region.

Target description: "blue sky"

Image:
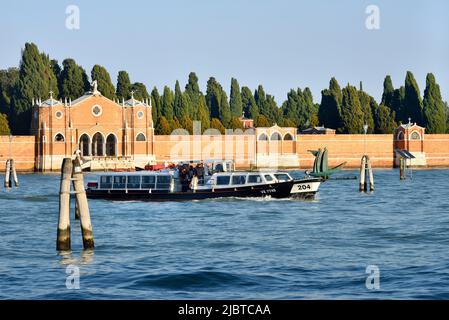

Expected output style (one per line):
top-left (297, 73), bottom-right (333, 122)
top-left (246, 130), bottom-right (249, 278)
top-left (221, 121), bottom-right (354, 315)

top-left (1, 0), bottom-right (448, 104)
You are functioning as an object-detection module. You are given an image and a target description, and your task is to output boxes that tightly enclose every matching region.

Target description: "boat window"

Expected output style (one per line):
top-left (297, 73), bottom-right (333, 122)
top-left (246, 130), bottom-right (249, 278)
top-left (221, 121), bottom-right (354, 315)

top-left (274, 173), bottom-right (291, 182)
top-left (156, 175), bottom-right (171, 190)
top-left (127, 176), bottom-right (141, 189)
top-left (100, 176), bottom-right (112, 189)
top-left (141, 176), bottom-right (156, 189)
top-left (113, 176), bottom-right (126, 189)
top-left (248, 175), bottom-right (262, 183)
top-left (264, 175), bottom-right (274, 182)
top-left (232, 175), bottom-right (247, 185)
top-left (216, 176), bottom-right (230, 185)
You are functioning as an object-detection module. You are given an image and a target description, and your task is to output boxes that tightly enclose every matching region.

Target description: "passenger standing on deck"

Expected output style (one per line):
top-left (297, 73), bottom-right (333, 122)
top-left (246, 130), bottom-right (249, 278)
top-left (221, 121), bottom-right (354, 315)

top-left (196, 163), bottom-right (204, 185)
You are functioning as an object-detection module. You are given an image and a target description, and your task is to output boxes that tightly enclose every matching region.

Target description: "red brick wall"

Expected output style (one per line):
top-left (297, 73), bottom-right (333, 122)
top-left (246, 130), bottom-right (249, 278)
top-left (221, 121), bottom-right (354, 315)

top-left (0, 136), bottom-right (36, 171)
top-left (424, 134), bottom-right (449, 167)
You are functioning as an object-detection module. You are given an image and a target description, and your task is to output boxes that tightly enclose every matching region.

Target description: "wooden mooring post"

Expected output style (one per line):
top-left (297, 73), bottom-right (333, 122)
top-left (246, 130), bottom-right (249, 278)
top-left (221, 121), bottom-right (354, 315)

top-left (72, 157), bottom-right (94, 249)
top-left (4, 159), bottom-right (19, 188)
top-left (57, 158), bottom-right (73, 251)
top-left (359, 155), bottom-right (374, 192)
top-left (399, 158), bottom-right (405, 180)
top-left (56, 156), bottom-right (94, 251)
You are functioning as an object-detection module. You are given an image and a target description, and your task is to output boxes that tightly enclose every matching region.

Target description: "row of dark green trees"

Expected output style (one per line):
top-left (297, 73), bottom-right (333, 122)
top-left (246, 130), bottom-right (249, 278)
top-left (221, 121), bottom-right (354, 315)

top-left (1, 42), bottom-right (448, 135)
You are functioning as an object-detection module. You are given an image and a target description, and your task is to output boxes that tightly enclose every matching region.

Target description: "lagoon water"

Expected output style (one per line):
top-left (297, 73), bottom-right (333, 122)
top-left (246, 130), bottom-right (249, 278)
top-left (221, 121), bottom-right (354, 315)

top-left (0, 169), bottom-right (448, 299)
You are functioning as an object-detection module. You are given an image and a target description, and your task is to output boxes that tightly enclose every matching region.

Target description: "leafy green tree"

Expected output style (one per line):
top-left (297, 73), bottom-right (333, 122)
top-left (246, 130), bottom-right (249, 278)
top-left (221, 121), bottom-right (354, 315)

top-left (340, 85), bottom-right (364, 133)
top-left (0, 113), bottom-right (10, 135)
top-left (219, 90), bottom-right (231, 126)
top-left (282, 87), bottom-right (317, 129)
top-left (12, 43), bottom-right (55, 134)
top-left (375, 103), bottom-right (397, 133)
top-left (131, 82), bottom-right (149, 100)
top-left (155, 116), bottom-right (172, 135)
top-left (230, 78), bottom-right (243, 117)
top-left (210, 118), bottom-right (225, 134)
top-left (318, 77), bottom-right (342, 130)
top-left (42, 53), bottom-right (59, 99)
top-left (403, 71), bottom-right (423, 125)
top-left (423, 73), bottom-right (447, 133)
top-left (255, 114), bottom-right (271, 127)
top-left (161, 86), bottom-right (174, 120)
top-left (185, 72), bottom-right (201, 118)
top-left (282, 118), bottom-right (297, 127)
top-left (241, 86), bottom-right (258, 119)
top-left (91, 64), bottom-right (116, 99)
top-left (59, 59), bottom-right (90, 100)
top-left (116, 71), bottom-right (131, 99)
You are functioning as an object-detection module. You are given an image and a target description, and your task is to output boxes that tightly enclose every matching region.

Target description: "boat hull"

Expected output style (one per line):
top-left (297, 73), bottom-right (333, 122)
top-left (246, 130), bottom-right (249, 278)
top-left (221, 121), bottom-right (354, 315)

top-left (86, 178), bottom-right (320, 201)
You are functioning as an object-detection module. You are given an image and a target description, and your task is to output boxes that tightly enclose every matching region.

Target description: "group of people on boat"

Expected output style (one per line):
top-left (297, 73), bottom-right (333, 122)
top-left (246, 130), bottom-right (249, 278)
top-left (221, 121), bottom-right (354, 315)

top-left (177, 162), bottom-right (206, 192)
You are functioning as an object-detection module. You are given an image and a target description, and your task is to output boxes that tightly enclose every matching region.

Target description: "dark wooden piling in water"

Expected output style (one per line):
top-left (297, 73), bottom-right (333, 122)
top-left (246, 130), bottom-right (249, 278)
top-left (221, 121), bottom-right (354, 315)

top-left (399, 158), bottom-right (405, 180)
top-left (57, 158), bottom-right (73, 251)
top-left (72, 157), bottom-right (94, 249)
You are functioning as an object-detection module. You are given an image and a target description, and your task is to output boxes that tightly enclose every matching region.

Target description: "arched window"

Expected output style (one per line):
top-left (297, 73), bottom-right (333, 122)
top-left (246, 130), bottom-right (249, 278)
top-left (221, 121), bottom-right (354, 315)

top-left (106, 134), bottom-right (117, 156)
top-left (92, 132), bottom-right (104, 156)
top-left (79, 134), bottom-right (90, 156)
top-left (410, 132), bottom-right (421, 140)
top-left (258, 133), bottom-right (269, 141)
top-left (136, 133), bottom-right (146, 141)
top-left (284, 133), bottom-right (294, 141)
top-left (397, 132), bottom-right (404, 141)
top-left (54, 133), bottom-right (65, 142)
top-left (270, 132), bottom-right (282, 141)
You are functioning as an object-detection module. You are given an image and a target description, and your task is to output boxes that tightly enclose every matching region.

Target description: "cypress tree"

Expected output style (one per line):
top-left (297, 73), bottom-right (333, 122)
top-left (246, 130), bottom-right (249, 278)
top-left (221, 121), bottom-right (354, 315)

top-left (0, 113), bottom-right (10, 135)
top-left (358, 90), bottom-right (375, 133)
top-left (255, 115), bottom-right (271, 127)
top-left (196, 96), bottom-right (210, 131)
top-left (174, 80), bottom-right (187, 119)
top-left (391, 86), bottom-right (405, 123)
top-left (60, 59), bottom-right (90, 100)
top-left (151, 87), bottom-right (161, 126)
top-left (205, 77), bottom-right (222, 119)
top-left (161, 86), bottom-right (174, 120)
top-left (230, 78), bottom-right (243, 117)
top-left (42, 53), bottom-right (59, 99)
top-left (241, 86), bottom-right (258, 119)
top-left (155, 116), bottom-right (172, 135)
top-left (179, 114), bottom-right (193, 134)
top-left (0, 68), bottom-right (19, 120)
top-left (423, 73), bottom-right (447, 133)
top-left (91, 65), bottom-right (116, 99)
top-left (12, 43), bottom-right (53, 134)
top-left (340, 85), bottom-right (364, 133)
top-left (185, 72), bottom-right (201, 119)
top-left (229, 117), bottom-right (244, 130)
top-left (403, 71), bottom-right (423, 125)
top-left (210, 118), bottom-right (225, 134)
top-left (318, 77), bottom-right (342, 130)
top-left (131, 82), bottom-right (149, 100)
top-left (375, 103), bottom-right (397, 134)
top-left (381, 75), bottom-right (395, 108)
top-left (116, 71), bottom-right (131, 99)
top-left (219, 90), bottom-right (231, 126)
top-left (254, 85), bottom-right (267, 117)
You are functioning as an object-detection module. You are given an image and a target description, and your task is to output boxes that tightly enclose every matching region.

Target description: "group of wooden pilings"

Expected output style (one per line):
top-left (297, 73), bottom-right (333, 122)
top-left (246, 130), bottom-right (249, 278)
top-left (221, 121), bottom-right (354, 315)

top-left (57, 157), bottom-right (94, 251)
top-left (4, 159), bottom-right (19, 188)
top-left (359, 155), bottom-right (374, 192)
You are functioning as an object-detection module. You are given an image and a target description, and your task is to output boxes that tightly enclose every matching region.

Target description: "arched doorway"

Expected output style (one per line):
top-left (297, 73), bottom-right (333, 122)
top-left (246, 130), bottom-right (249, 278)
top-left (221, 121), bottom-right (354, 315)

top-left (106, 134), bottom-right (117, 156)
top-left (79, 134), bottom-right (90, 156)
top-left (92, 132), bottom-right (104, 156)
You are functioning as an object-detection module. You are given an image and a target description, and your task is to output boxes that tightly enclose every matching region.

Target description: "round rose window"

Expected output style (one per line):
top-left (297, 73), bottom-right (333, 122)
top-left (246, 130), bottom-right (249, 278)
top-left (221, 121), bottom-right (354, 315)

top-left (92, 105), bottom-right (102, 117)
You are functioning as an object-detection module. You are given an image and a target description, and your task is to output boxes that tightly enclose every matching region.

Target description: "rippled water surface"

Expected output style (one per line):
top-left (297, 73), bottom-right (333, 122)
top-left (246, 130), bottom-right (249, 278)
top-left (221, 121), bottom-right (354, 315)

top-left (1, 170), bottom-right (449, 299)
